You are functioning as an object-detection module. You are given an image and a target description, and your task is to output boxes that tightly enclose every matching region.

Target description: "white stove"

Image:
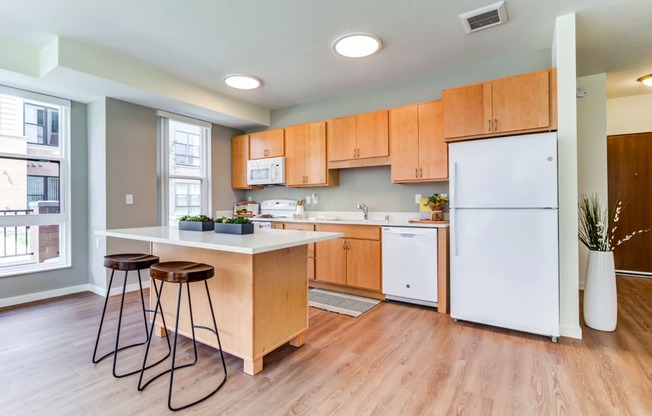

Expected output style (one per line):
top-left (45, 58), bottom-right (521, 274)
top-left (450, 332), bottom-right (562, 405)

top-left (252, 199), bottom-right (298, 228)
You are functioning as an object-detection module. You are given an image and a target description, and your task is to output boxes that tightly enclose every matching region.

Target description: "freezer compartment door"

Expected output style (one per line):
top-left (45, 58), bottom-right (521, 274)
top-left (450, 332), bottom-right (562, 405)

top-left (449, 133), bottom-right (558, 208)
top-left (450, 209), bottom-right (559, 336)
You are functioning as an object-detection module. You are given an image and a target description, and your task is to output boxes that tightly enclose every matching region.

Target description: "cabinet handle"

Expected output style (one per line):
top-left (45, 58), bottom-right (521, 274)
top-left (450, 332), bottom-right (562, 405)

top-left (420, 168), bottom-right (423, 178)
top-left (488, 119), bottom-right (491, 132)
top-left (494, 119), bottom-right (498, 131)
top-left (342, 240), bottom-right (347, 250)
top-left (415, 168), bottom-right (418, 178)
top-left (346, 240), bottom-right (350, 250)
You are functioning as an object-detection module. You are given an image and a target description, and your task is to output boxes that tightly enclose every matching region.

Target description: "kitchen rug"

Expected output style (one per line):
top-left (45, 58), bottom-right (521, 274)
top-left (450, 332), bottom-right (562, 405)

top-left (308, 288), bottom-right (381, 317)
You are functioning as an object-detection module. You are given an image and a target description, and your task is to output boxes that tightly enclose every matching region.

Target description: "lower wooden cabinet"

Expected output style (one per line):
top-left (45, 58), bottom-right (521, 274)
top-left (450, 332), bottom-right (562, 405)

top-left (278, 222), bottom-right (315, 279)
top-left (314, 224), bottom-right (381, 292)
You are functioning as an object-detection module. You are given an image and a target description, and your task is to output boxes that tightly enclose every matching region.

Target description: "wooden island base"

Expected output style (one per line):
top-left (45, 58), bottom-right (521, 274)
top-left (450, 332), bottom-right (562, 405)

top-left (150, 242), bottom-right (309, 375)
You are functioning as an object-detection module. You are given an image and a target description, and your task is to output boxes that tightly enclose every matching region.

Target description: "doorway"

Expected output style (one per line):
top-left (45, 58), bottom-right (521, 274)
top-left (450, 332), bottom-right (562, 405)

top-left (607, 132), bottom-right (652, 275)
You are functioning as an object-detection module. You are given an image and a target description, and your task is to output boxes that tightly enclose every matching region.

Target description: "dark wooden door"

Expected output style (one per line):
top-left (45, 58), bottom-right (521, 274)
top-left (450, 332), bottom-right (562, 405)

top-left (607, 133), bottom-right (652, 274)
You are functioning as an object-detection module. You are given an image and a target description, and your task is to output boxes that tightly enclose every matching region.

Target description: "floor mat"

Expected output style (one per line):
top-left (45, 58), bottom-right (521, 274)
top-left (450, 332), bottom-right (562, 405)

top-left (308, 288), bottom-right (381, 317)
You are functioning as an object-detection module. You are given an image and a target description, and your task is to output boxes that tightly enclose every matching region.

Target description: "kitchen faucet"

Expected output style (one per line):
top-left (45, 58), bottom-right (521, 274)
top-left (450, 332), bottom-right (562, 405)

top-left (357, 203), bottom-right (368, 220)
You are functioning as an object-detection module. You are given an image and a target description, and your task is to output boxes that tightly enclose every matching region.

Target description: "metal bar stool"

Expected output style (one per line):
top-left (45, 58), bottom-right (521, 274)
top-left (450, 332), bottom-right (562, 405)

top-left (138, 261), bottom-right (227, 412)
top-left (92, 253), bottom-right (171, 378)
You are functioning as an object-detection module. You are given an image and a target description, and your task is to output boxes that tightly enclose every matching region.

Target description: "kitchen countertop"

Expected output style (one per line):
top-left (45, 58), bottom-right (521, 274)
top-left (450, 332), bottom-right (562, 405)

top-left (248, 214), bottom-right (450, 228)
top-left (96, 226), bottom-right (343, 254)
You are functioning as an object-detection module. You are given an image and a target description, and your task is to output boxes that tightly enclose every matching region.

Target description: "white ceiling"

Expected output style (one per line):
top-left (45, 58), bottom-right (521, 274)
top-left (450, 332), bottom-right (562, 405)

top-left (1, 0), bottom-right (651, 125)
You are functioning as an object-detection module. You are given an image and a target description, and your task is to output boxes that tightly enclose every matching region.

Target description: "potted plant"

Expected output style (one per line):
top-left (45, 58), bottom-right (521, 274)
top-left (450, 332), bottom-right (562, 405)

top-left (578, 194), bottom-right (649, 331)
top-left (178, 215), bottom-right (215, 231)
top-left (215, 216), bottom-right (254, 235)
top-left (424, 193), bottom-right (448, 221)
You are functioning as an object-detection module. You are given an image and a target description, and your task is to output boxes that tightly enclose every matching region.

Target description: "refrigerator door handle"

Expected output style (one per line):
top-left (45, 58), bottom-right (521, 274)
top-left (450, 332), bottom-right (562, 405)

top-left (451, 162), bottom-right (457, 208)
top-left (450, 209), bottom-right (457, 256)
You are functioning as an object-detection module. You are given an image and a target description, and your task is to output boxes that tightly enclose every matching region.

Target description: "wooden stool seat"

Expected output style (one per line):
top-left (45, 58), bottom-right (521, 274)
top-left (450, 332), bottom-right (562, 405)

top-left (103, 253), bottom-right (160, 271)
top-left (149, 261), bottom-right (214, 283)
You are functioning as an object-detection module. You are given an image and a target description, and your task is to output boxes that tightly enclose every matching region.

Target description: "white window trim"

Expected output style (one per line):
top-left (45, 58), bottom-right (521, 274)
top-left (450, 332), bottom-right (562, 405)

top-left (158, 114), bottom-right (211, 225)
top-left (0, 88), bottom-right (71, 278)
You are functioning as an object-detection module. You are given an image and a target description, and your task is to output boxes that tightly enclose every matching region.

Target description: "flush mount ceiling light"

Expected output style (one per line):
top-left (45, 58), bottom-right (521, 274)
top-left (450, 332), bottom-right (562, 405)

top-left (224, 74), bottom-right (262, 90)
top-left (637, 74), bottom-right (652, 87)
top-left (333, 33), bottom-right (382, 58)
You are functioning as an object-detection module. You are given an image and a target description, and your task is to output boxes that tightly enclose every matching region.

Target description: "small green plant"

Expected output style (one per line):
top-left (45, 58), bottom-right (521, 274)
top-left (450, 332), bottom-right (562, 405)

top-left (178, 215), bottom-right (213, 222)
top-left (578, 193), bottom-right (649, 251)
top-left (215, 216), bottom-right (252, 224)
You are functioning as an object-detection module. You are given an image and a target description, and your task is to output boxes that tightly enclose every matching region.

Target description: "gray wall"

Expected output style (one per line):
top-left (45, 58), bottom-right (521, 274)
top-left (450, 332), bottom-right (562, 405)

top-left (249, 166), bottom-right (448, 213)
top-left (0, 101), bottom-right (89, 301)
top-left (211, 124), bottom-right (246, 210)
top-left (246, 48), bottom-right (552, 211)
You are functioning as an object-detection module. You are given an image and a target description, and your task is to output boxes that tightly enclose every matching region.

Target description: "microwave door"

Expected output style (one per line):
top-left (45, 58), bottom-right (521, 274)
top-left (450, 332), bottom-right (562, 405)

top-left (249, 167), bottom-right (270, 185)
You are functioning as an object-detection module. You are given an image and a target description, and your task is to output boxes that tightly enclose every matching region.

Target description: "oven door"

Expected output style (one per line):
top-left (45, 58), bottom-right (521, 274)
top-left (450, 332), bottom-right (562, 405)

top-left (251, 220), bottom-right (273, 229)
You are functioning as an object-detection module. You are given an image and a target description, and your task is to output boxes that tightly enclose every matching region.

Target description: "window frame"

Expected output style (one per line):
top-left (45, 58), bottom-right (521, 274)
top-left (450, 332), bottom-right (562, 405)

top-left (0, 85), bottom-right (71, 278)
top-left (157, 111), bottom-right (211, 225)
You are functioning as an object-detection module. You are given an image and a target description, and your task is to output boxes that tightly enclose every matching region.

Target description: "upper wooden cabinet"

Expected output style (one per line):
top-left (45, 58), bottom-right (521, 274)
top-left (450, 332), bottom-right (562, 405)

top-left (232, 134), bottom-right (252, 190)
top-left (285, 121), bottom-right (337, 187)
top-left (327, 110), bottom-right (389, 167)
top-left (249, 128), bottom-right (284, 159)
top-left (389, 101), bottom-right (447, 183)
top-left (443, 68), bottom-right (557, 141)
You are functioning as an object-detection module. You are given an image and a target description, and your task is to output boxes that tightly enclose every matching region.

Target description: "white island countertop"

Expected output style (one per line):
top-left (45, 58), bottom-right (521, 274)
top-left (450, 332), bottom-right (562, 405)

top-left (96, 226), bottom-right (343, 255)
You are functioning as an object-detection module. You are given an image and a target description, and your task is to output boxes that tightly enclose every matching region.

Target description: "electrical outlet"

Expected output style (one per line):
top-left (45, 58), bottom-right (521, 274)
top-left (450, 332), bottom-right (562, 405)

top-left (95, 237), bottom-right (100, 249)
top-left (126, 194), bottom-right (134, 205)
top-left (306, 196), bottom-right (311, 205)
top-left (313, 194), bottom-right (318, 204)
top-left (247, 196), bottom-right (252, 202)
top-left (415, 194), bottom-right (421, 204)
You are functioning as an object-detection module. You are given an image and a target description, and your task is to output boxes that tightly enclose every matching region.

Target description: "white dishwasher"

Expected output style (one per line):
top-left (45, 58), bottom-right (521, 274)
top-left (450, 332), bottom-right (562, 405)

top-left (382, 226), bottom-right (438, 307)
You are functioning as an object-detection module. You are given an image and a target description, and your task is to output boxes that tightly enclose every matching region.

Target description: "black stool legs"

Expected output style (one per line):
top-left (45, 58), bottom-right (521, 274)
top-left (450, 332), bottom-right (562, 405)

top-left (138, 280), bottom-right (227, 412)
top-left (92, 269), bottom-right (171, 378)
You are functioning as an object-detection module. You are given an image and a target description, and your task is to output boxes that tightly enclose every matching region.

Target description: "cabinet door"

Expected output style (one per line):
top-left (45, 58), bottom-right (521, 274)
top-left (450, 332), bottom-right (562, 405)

top-left (442, 82), bottom-right (492, 139)
top-left (231, 134), bottom-right (251, 189)
top-left (265, 129), bottom-right (285, 157)
top-left (346, 239), bottom-right (381, 291)
top-left (271, 222), bottom-right (284, 230)
top-left (304, 121), bottom-right (327, 185)
top-left (356, 110), bottom-right (389, 159)
top-left (284, 125), bottom-right (307, 186)
top-left (418, 101), bottom-right (447, 180)
top-left (491, 70), bottom-right (550, 134)
top-left (389, 105), bottom-right (420, 182)
top-left (284, 223), bottom-right (315, 257)
top-left (249, 131), bottom-right (269, 159)
top-left (327, 116), bottom-right (357, 162)
top-left (249, 129), bottom-right (285, 159)
top-left (315, 238), bottom-right (347, 285)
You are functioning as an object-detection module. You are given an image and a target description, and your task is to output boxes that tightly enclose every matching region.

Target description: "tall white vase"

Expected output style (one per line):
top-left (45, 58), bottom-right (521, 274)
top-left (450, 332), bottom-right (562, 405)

top-left (583, 250), bottom-right (617, 331)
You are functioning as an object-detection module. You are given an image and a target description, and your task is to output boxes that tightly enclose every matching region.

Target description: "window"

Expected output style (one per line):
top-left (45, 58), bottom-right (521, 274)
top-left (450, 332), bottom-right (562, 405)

top-left (158, 112), bottom-right (211, 225)
top-left (0, 86), bottom-right (70, 277)
top-left (24, 103), bottom-right (59, 147)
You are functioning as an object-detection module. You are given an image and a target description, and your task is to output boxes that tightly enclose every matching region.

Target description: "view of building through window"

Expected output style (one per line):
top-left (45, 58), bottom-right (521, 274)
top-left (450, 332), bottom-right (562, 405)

top-left (0, 90), bottom-right (68, 275)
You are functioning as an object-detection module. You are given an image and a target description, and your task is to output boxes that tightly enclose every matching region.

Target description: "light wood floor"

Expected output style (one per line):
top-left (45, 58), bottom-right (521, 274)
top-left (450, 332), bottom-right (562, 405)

top-left (1, 275), bottom-right (650, 415)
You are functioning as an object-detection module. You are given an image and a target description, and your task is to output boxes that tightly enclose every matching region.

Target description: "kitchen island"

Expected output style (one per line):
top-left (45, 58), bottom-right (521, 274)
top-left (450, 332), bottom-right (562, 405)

top-left (95, 226), bottom-right (342, 375)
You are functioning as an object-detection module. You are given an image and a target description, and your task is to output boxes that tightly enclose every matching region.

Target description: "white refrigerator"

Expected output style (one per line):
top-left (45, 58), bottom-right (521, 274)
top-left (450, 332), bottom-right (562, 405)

top-left (449, 132), bottom-right (560, 340)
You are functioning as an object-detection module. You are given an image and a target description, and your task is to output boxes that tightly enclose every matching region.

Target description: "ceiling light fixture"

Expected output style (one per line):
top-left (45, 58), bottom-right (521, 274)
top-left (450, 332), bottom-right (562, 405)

top-left (333, 33), bottom-right (382, 58)
top-left (637, 74), bottom-right (652, 87)
top-left (224, 74), bottom-right (262, 90)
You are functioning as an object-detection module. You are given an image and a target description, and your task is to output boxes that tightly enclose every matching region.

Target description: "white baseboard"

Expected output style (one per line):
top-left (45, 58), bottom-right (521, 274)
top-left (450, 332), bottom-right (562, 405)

top-left (0, 284), bottom-right (91, 309)
top-left (88, 280), bottom-right (151, 297)
top-left (560, 324), bottom-right (582, 339)
top-left (1, 280), bottom-right (151, 309)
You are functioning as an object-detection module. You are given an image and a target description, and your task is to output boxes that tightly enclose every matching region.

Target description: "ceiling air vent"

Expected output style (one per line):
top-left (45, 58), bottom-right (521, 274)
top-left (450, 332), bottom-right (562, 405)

top-left (459, 1), bottom-right (508, 34)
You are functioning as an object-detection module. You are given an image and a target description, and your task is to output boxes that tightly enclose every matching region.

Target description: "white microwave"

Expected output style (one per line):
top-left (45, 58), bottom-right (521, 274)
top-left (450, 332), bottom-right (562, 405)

top-left (247, 156), bottom-right (286, 186)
